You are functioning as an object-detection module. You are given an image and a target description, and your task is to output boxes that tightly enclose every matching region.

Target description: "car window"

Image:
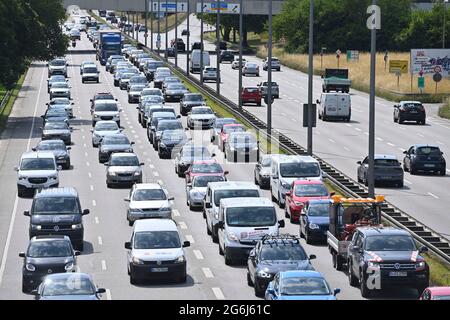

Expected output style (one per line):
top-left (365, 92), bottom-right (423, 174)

top-left (294, 184), bottom-right (328, 197)
top-left (280, 277), bottom-right (331, 296)
top-left (44, 123), bottom-right (69, 130)
top-left (307, 203), bottom-right (330, 217)
top-left (110, 156), bottom-right (139, 166)
top-left (134, 231), bottom-right (181, 249)
top-left (132, 189), bottom-right (166, 201)
top-left (192, 175), bottom-right (225, 187)
top-left (83, 67), bottom-right (98, 73)
top-left (279, 162), bottom-right (321, 178)
top-left (416, 147), bottom-right (441, 156)
top-left (226, 207), bottom-right (276, 227)
top-left (42, 277), bottom-right (95, 296)
top-left (28, 240), bottom-right (72, 258)
top-left (191, 163), bottom-right (222, 173)
top-left (20, 158), bottom-right (55, 171)
top-left (213, 189), bottom-right (259, 206)
top-left (260, 245), bottom-right (308, 261)
top-left (185, 94), bottom-right (203, 101)
top-left (32, 197), bottom-right (80, 215)
top-left (192, 108), bottom-right (213, 114)
top-left (364, 235), bottom-right (416, 251)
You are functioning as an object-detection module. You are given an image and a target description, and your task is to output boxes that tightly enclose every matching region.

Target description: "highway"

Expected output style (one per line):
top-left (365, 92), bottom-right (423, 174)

top-left (128, 14), bottom-right (450, 241)
top-left (0, 13), bottom-right (421, 300)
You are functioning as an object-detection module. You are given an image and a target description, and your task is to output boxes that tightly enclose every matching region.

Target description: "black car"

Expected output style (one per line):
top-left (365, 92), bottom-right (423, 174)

top-left (181, 29), bottom-right (189, 36)
top-left (403, 144), bottom-right (446, 176)
top-left (40, 122), bottom-right (73, 145)
top-left (219, 50), bottom-right (234, 63)
top-left (153, 119), bottom-right (184, 148)
top-left (357, 155), bottom-right (404, 187)
top-left (215, 40), bottom-right (227, 50)
top-left (174, 145), bottom-right (214, 177)
top-left (299, 200), bottom-right (331, 244)
top-left (33, 140), bottom-right (71, 169)
top-left (247, 235), bottom-right (316, 297)
top-left (20, 235), bottom-right (80, 293)
top-left (179, 93), bottom-right (206, 116)
top-left (24, 187), bottom-right (90, 250)
top-left (90, 92), bottom-right (116, 111)
top-left (144, 61), bottom-right (165, 81)
top-left (98, 133), bottom-right (134, 163)
top-left (158, 130), bottom-right (188, 159)
top-left (191, 42), bottom-right (203, 50)
top-left (171, 38), bottom-right (186, 52)
top-left (347, 227), bottom-right (429, 298)
top-left (394, 101), bottom-right (426, 125)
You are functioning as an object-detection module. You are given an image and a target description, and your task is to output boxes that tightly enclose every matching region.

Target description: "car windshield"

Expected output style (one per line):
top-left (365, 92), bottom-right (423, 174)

top-left (95, 103), bottom-right (118, 112)
top-left (192, 175), bottom-right (225, 187)
top-left (130, 77), bottom-right (147, 84)
top-left (224, 126), bottom-right (245, 134)
top-left (281, 277), bottom-right (331, 296)
top-left (247, 63), bottom-right (257, 68)
top-left (121, 73), bottom-right (134, 80)
top-left (192, 108), bottom-right (213, 115)
top-left (191, 163), bottom-right (222, 173)
top-left (181, 147), bottom-right (210, 158)
top-left (52, 83), bottom-right (69, 89)
top-left (50, 60), bottom-right (65, 66)
top-left (50, 98), bottom-right (70, 105)
top-left (20, 158), bottom-right (55, 170)
top-left (158, 122), bottom-right (182, 131)
top-left (132, 189), bottom-right (166, 201)
top-left (230, 135), bottom-right (256, 145)
top-left (151, 116), bottom-right (175, 126)
top-left (162, 131), bottom-right (185, 141)
top-left (433, 295), bottom-right (450, 300)
top-left (33, 197), bottom-right (80, 215)
top-left (134, 231), bottom-right (180, 249)
top-left (28, 240), bottom-right (72, 258)
top-left (280, 163), bottom-right (321, 178)
top-left (130, 85), bottom-right (146, 91)
top-left (37, 142), bottom-right (66, 151)
top-left (364, 235), bottom-right (416, 251)
top-left (308, 203), bottom-right (330, 217)
top-left (417, 147), bottom-right (441, 156)
top-left (42, 277), bottom-right (94, 296)
top-left (261, 157), bottom-right (272, 167)
top-left (148, 62), bottom-right (164, 70)
top-left (83, 67), bottom-right (97, 73)
top-left (95, 122), bottom-right (118, 131)
top-left (142, 89), bottom-right (162, 96)
top-left (294, 184), bottom-right (328, 197)
top-left (102, 136), bottom-right (129, 145)
top-left (167, 84), bottom-right (186, 90)
top-left (186, 95), bottom-right (203, 102)
top-left (95, 94), bottom-right (114, 100)
top-left (110, 156), bottom-right (139, 166)
top-left (226, 207), bottom-right (276, 227)
top-left (44, 123), bottom-right (68, 130)
top-left (261, 245), bottom-right (308, 261)
top-left (213, 190), bottom-right (259, 206)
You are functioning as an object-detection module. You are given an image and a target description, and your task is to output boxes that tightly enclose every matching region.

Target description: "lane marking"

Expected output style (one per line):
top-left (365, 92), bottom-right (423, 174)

top-left (202, 267), bottom-right (214, 278)
top-left (355, 128), bottom-right (362, 132)
top-left (185, 235), bottom-right (195, 243)
top-left (328, 138), bottom-right (335, 143)
top-left (86, 161), bottom-right (90, 166)
top-left (95, 216), bottom-right (100, 224)
top-left (105, 289), bottom-right (112, 300)
top-left (83, 143), bottom-right (87, 148)
top-left (344, 146), bottom-right (351, 152)
top-left (417, 133), bottom-right (424, 138)
top-left (193, 250), bottom-right (204, 260)
top-left (82, 135), bottom-right (85, 139)
top-left (134, 135), bottom-right (139, 138)
top-left (376, 137), bottom-right (384, 142)
top-left (85, 152), bottom-right (88, 157)
top-left (98, 236), bottom-right (103, 245)
top-left (173, 209), bottom-right (180, 217)
top-left (101, 260), bottom-right (107, 270)
top-left (428, 192), bottom-right (439, 199)
top-left (212, 287), bottom-right (225, 300)
top-left (404, 179), bottom-right (412, 185)
top-left (90, 185), bottom-right (94, 191)
top-left (387, 142), bottom-right (395, 147)
top-left (153, 171), bottom-right (159, 177)
top-left (179, 221), bottom-right (187, 229)
top-left (157, 179), bottom-right (164, 185)
top-left (88, 172), bottom-right (92, 178)
top-left (143, 151), bottom-right (148, 155)
top-left (92, 200), bottom-right (97, 207)
top-left (364, 132), bottom-right (369, 136)
top-left (345, 124), bottom-right (352, 127)
top-left (398, 148), bottom-right (406, 152)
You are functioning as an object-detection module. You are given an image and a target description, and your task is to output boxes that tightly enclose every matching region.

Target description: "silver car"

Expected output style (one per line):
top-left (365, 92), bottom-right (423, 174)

top-left (49, 82), bottom-right (71, 100)
top-left (41, 122), bottom-right (73, 145)
top-left (46, 98), bottom-right (74, 117)
top-left (186, 175), bottom-right (226, 210)
top-left (91, 120), bottom-right (122, 147)
top-left (243, 62), bottom-right (260, 77)
top-left (105, 153), bottom-right (144, 188)
top-left (128, 84), bottom-right (147, 104)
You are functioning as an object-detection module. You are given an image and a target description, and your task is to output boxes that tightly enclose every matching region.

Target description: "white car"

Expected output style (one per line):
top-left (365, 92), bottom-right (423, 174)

top-left (202, 67), bottom-right (219, 82)
top-left (187, 106), bottom-right (216, 129)
top-left (49, 82), bottom-right (71, 100)
top-left (92, 100), bottom-right (122, 127)
top-left (91, 120), bottom-right (122, 147)
top-left (124, 183), bottom-right (174, 226)
top-left (15, 152), bottom-right (60, 197)
top-left (231, 57), bottom-right (246, 70)
top-left (48, 58), bottom-right (67, 77)
top-left (81, 64), bottom-right (100, 83)
top-left (125, 219), bottom-right (190, 284)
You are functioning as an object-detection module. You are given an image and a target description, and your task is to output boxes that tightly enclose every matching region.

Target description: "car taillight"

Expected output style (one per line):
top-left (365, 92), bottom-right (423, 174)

top-left (418, 106), bottom-right (425, 112)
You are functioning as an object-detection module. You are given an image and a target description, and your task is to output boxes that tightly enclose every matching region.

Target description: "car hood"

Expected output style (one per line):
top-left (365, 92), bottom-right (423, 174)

top-left (108, 166), bottom-right (141, 173)
top-left (40, 295), bottom-right (98, 300)
top-left (130, 200), bottom-right (170, 210)
top-left (31, 214), bottom-right (81, 225)
top-left (275, 295), bottom-right (336, 301)
top-left (258, 260), bottom-right (314, 274)
top-left (190, 114), bottom-right (216, 120)
top-left (363, 250), bottom-right (423, 263)
top-left (27, 256), bottom-right (73, 266)
top-left (100, 144), bottom-right (132, 151)
top-left (43, 129), bottom-right (70, 136)
top-left (18, 169), bottom-right (57, 177)
top-left (94, 111), bottom-right (119, 116)
top-left (133, 248), bottom-right (183, 261)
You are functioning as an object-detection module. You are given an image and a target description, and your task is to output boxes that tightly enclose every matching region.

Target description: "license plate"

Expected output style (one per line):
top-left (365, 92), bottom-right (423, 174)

top-left (424, 164), bottom-right (435, 168)
top-left (31, 184), bottom-right (43, 188)
top-left (389, 271), bottom-right (407, 277)
top-left (410, 111), bottom-right (418, 113)
top-left (151, 267), bottom-right (168, 272)
top-left (248, 99), bottom-right (255, 101)
top-left (328, 107), bottom-right (337, 111)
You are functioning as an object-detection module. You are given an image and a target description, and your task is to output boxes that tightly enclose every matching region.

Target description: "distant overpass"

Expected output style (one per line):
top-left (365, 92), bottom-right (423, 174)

top-left (63, 0), bottom-right (285, 15)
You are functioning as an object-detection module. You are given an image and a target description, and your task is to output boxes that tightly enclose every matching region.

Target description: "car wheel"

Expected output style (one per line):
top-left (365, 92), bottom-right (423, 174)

top-left (128, 220), bottom-right (133, 227)
top-left (360, 272), bottom-right (372, 298)
top-left (107, 182), bottom-right (112, 188)
top-left (206, 220), bottom-right (212, 235)
top-left (224, 249), bottom-right (232, 266)
top-left (254, 281), bottom-right (265, 297)
top-left (64, 162), bottom-right (71, 170)
top-left (247, 272), bottom-right (253, 287)
top-left (212, 227), bottom-right (219, 243)
top-left (348, 262), bottom-right (358, 286)
top-left (421, 119), bottom-right (426, 125)
top-left (271, 189), bottom-right (277, 202)
top-left (284, 205), bottom-right (289, 218)
top-left (22, 283), bottom-right (31, 294)
top-left (305, 230), bottom-right (312, 244)
top-left (364, 175), bottom-right (368, 186)
top-left (398, 181), bottom-right (404, 188)
top-left (398, 117), bottom-right (403, 124)
top-left (290, 212), bottom-right (296, 224)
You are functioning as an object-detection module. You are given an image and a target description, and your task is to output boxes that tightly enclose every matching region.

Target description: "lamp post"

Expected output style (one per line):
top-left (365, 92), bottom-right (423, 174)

top-left (238, 0), bottom-right (243, 109)
top-left (307, 0), bottom-right (314, 155)
top-left (444, 0), bottom-right (449, 48)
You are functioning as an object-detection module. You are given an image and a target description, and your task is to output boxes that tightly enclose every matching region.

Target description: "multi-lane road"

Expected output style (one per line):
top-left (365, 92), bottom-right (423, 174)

top-left (0, 13), bottom-right (422, 300)
top-left (126, 13), bottom-right (450, 241)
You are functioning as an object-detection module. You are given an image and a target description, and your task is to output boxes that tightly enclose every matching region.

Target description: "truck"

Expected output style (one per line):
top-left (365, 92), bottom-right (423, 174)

top-left (190, 49), bottom-right (210, 73)
top-left (322, 68), bottom-right (352, 93)
top-left (97, 30), bottom-right (122, 66)
top-left (327, 195), bottom-right (384, 271)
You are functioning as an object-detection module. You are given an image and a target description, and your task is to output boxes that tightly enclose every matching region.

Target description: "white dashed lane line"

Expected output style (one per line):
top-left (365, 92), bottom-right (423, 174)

top-left (387, 142), bottom-right (395, 147)
top-left (95, 216), bottom-right (99, 224)
top-left (193, 250), bottom-right (204, 260)
top-left (355, 128), bottom-right (362, 132)
top-left (88, 172), bottom-right (92, 178)
top-left (343, 146), bottom-right (351, 152)
top-left (376, 137), bottom-right (384, 142)
top-left (212, 288), bottom-right (225, 300)
top-left (149, 164), bottom-right (155, 169)
top-left (173, 209), bottom-right (180, 217)
top-left (185, 235), bottom-right (195, 243)
top-left (328, 138), bottom-right (335, 143)
top-left (179, 221), bottom-right (187, 229)
top-left (105, 289), bottom-right (112, 300)
top-left (92, 200), bottom-right (97, 207)
top-left (86, 161), bottom-right (90, 167)
top-left (90, 185), bottom-right (94, 191)
top-left (101, 260), bottom-right (107, 271)
top-left (428, 192), bottom-right (439, 199)
top-left (98, 236), bottom-right (103, 245)
top-left (202, 267), bottom-right (214, 278)
top-left (404, 179), bottom-right (412, 185)
top-left (153, 171), bottom-right (159, 177)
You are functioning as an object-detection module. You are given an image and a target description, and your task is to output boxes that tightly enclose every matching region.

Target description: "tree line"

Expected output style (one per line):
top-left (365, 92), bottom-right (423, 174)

top-left (0, 0), bottom-right (68, 89)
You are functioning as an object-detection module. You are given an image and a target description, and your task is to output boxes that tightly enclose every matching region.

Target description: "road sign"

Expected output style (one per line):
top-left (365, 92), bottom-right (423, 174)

top-left (346, 50), bottom-right (359, 62)
top-left (196, 2), bottom-right (240, 14)
top-left (418, 77), bottom-right (425, 89)
top-left (389, 60), bottom-right (408, 74)
top-left (433, 73), bottom-right (442, 83)
top-left (149, 1), bottom-right (188, 12)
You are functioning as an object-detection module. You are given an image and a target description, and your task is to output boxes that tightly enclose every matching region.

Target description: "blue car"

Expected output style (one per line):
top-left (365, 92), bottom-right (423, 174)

top-left (265, 271), bottom-right (340, 300)
top-left (299, 199), bottom-right (332, 244)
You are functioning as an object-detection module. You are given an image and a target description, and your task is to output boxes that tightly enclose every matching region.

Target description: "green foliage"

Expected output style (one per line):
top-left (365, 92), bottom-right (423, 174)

top-left (0, 0), bottom-right (68, 89)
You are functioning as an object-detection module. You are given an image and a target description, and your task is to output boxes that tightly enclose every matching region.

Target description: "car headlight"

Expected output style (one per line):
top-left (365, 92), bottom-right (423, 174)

top-left (159, 207), bottom-right (172, 212)
top-left (71, 223), bottom-right (83, 230)
top-left (257, 270), bottom-right (272, 278)
top-left (159, 142), bottom-right (166, 148)
top-left (415, 261), bottom-right (426, 271)
top-left (308, 223), bottom-right (319, 230)
top-left (134, 171), bottom-right (141, 176)
top-left (294, 201), bottom-right (304, 207)
top-left (26, 263), bottom-right (36, 272)
top-left (108, 171), bottom-right (117, 176)
top-left (367, 261), bottom-right (380, 270)
top-left (65, 262), bottom-right (75, 271)
top-left (18, 176), bottom-right (28, 180)
top-left (31, 225), bottom-right (42, 231)
top-left (132, 256), bottom-right (144, 265)
top-left (227, 232), bottom-right (239, 242)
top-left (175, 255), bottom-right (185, 263)
top-left (281, 181), bottom-right (291, 189)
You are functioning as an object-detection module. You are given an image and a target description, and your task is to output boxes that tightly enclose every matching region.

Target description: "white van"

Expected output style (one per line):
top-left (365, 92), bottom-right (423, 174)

top-left (217, 198), bottom-right (284, 265)
top-left (124, 219), bottom-right (190, 284)
top-left (190, 49), bottom-right (210, 73)
top-left (270, 155), bottom-right (323, 208)
top-left (204, 181), bottom-right (261, 243)
top-left (317, 93), bottom-right (351, 122)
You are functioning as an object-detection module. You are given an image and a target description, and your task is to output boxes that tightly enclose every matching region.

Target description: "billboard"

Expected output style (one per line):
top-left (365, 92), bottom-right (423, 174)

top-left (410, 49), bottom-right (450, 76)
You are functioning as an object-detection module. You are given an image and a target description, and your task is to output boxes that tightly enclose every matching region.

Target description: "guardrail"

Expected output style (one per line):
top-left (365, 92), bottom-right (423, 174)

top-left (0, 90), bottom-right (12, 113)
top-left (101, 15), bottom-right (450, 265)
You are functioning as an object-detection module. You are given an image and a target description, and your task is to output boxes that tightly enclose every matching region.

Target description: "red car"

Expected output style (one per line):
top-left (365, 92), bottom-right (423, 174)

top-left (420, 287), bottom-right (450, 300)
top-left (219, 124), bottom-right (246, 152)
top-left (184, 159), bottom-right (228, 184)
top-left (241, 87), bottom-right (262, 106)
top-left (285, 180), bottom-right (331, 223)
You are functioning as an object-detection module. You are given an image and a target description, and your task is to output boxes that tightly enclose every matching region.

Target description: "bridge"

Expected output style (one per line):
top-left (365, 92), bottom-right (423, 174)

top-left (63, 0), bottom-right (285, 15)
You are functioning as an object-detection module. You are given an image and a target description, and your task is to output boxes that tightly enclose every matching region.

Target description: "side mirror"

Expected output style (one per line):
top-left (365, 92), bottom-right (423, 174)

top-left (124, 242), bottom-right (132, 250)
top-left (74, 250), bottom-right (81, 256)
top-left (419, 246), bottom-right (428, 253)
top-left (309, 254), bottom-right (317, 260)
top-left (139, 162), bottom-right (145, 166)
top-left (285, 191), bottom-right (292, 197)
top-left (131, 142), bottom-right (135, 145)
top-left (176, 115), bottom-right (181, 119)
top-left (278, 220), bottom-right (285, 228)
top-left (168, 196), bottom-right (175, 201)
top-left (46, 103), bottom-right (49, 106)
top-left (24, 211), bottom-right (30, 217)
top-left (186, 183), bottom-right (192, 188)
top-left (124, 198), bottom-right (130, 202)
top-left (182, 241), bottom-right (190, 248)
top-left (357, 161), bottom-right (362, 165)
top-left (67, 147), bottom-right (71, 150)
top-left (334, 288), bottom-right (341, 296)
top-left (32, 147), bottom-right (37, 151)
top-left (71, 102), bottom-right (74, 105)
top-left (205, 202), bottom-right (212, 209)
top-left (330, 192), bottom-right (336, 196)
top-left (96, 288), bottom-right (106, 294)
top-left (19, 252), bottom-right (26, 258)
top-left (224, 171), bottom-right (229, 175)
top-left (403, 151), bottom-right (408, 155)
top-left (14, 166), bottom-right (19, 172)
top-left (90, 129), bottom-right (94, 133)
top-left (316, 99), bottom-right (320, 104)
top-left (57, 166), bottom-right (62, 171)
top-left (82, 209), bottom-right (90, 215)
top-left (211, 153), bottom-right (216, 157)
top-left (217, 221), bottom-right (224, 229)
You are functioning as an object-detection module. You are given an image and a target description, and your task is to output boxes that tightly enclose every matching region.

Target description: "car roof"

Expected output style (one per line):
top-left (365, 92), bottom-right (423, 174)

top-left (220, 197), bottom-right (273, 208)
top-left (94, 99), bottom-right (117, 105)
top-left (31, 235), bottom-right (71, 242)
top-left (358, 227), bottom-right (411, 237)
top-left (133, 219), bottom-right (177, 232)
top-left (35, 187), bottom-right (78, 198)
top-left (21, 151), bottom-right (55, 159)
top-left (293, 179), bottom-right (326, 186)
top-left (428, 287), bottom-right (450, 295)
top-left (133, 183), bottom-right (163, 190)
top-left (38, 139), bottom-right (66, 145)
top-left (208, 181), bottom-right (258, 190)
top-left (274, 155), bottom-right (319, 164)
top-left (110, 152), bottom-right (138, 158)
top-left (280, 270), bottom-right (324, 279)
top-left (413, 144), bottom-right (440, 149)
top-left (374, 154), bottom-right (398, 160)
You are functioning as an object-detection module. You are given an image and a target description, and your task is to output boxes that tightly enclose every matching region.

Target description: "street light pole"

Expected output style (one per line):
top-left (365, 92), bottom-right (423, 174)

top-left (200, 0), bottom-right (204, 82)
top-left (151, 1), bottom-right (154, 51)
top-left (307, 0), bottom-right (314, 156)
top-left (187, 1), bottom-right (190, 75)
top-left (158, 0), bottom-right (161, 55)
top-left (238, 0), bottom-right (243, 109)
top-left (444, 0), bottom-right (448, 48)
top-left (145, 0), bottom-right (148, 47)
top-left (216, 0), bottom-right (221, 94)
top-left (175, 0), bottom-right (178, 67)
top-left (165, 0), bottom-right (168, 61)
top-left (267, 0), bottom-right (273, 138)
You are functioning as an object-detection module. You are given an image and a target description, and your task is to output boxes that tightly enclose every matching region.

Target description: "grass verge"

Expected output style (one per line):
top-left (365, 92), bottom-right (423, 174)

top-left (438, 99), bottom-right (450, 120)
top-left (424, 253), bottom-right (450, 286)
top-left (0, 72), bottom-right (27, 133)
top-left (116, 12), bottom-right (187, 33)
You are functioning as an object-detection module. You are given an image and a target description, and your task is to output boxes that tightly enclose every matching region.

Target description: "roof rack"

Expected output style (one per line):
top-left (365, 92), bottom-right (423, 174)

top-left (261, 234), bottom-right (300, 247)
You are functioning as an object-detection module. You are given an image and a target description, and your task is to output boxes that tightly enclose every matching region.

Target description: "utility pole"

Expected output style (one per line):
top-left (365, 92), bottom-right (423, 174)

top-left (145, 1), bottom-right (148, 47)
top-left (151, 1), bottom-right (154, 51)
top-left (187, 0), bottom-right (190, 75)
top-left (165, 0), bottom-right (168, 61)
top-left (307, 0), bottom-right (314, 155)
top-left (216, 0), bottom-right (221, 94)
top-left (444, 0), bottom-right (449, 48)
top-left (238, 0), bottom-right (243, 109)
top-left (175, 0), bottom-right (178, 67)
top-left (200, 0), bottom-right (204, 82)
top-left (158, 0), bottom-right (161, 55)
top-left (267, 0), bottom-right (273, 137)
